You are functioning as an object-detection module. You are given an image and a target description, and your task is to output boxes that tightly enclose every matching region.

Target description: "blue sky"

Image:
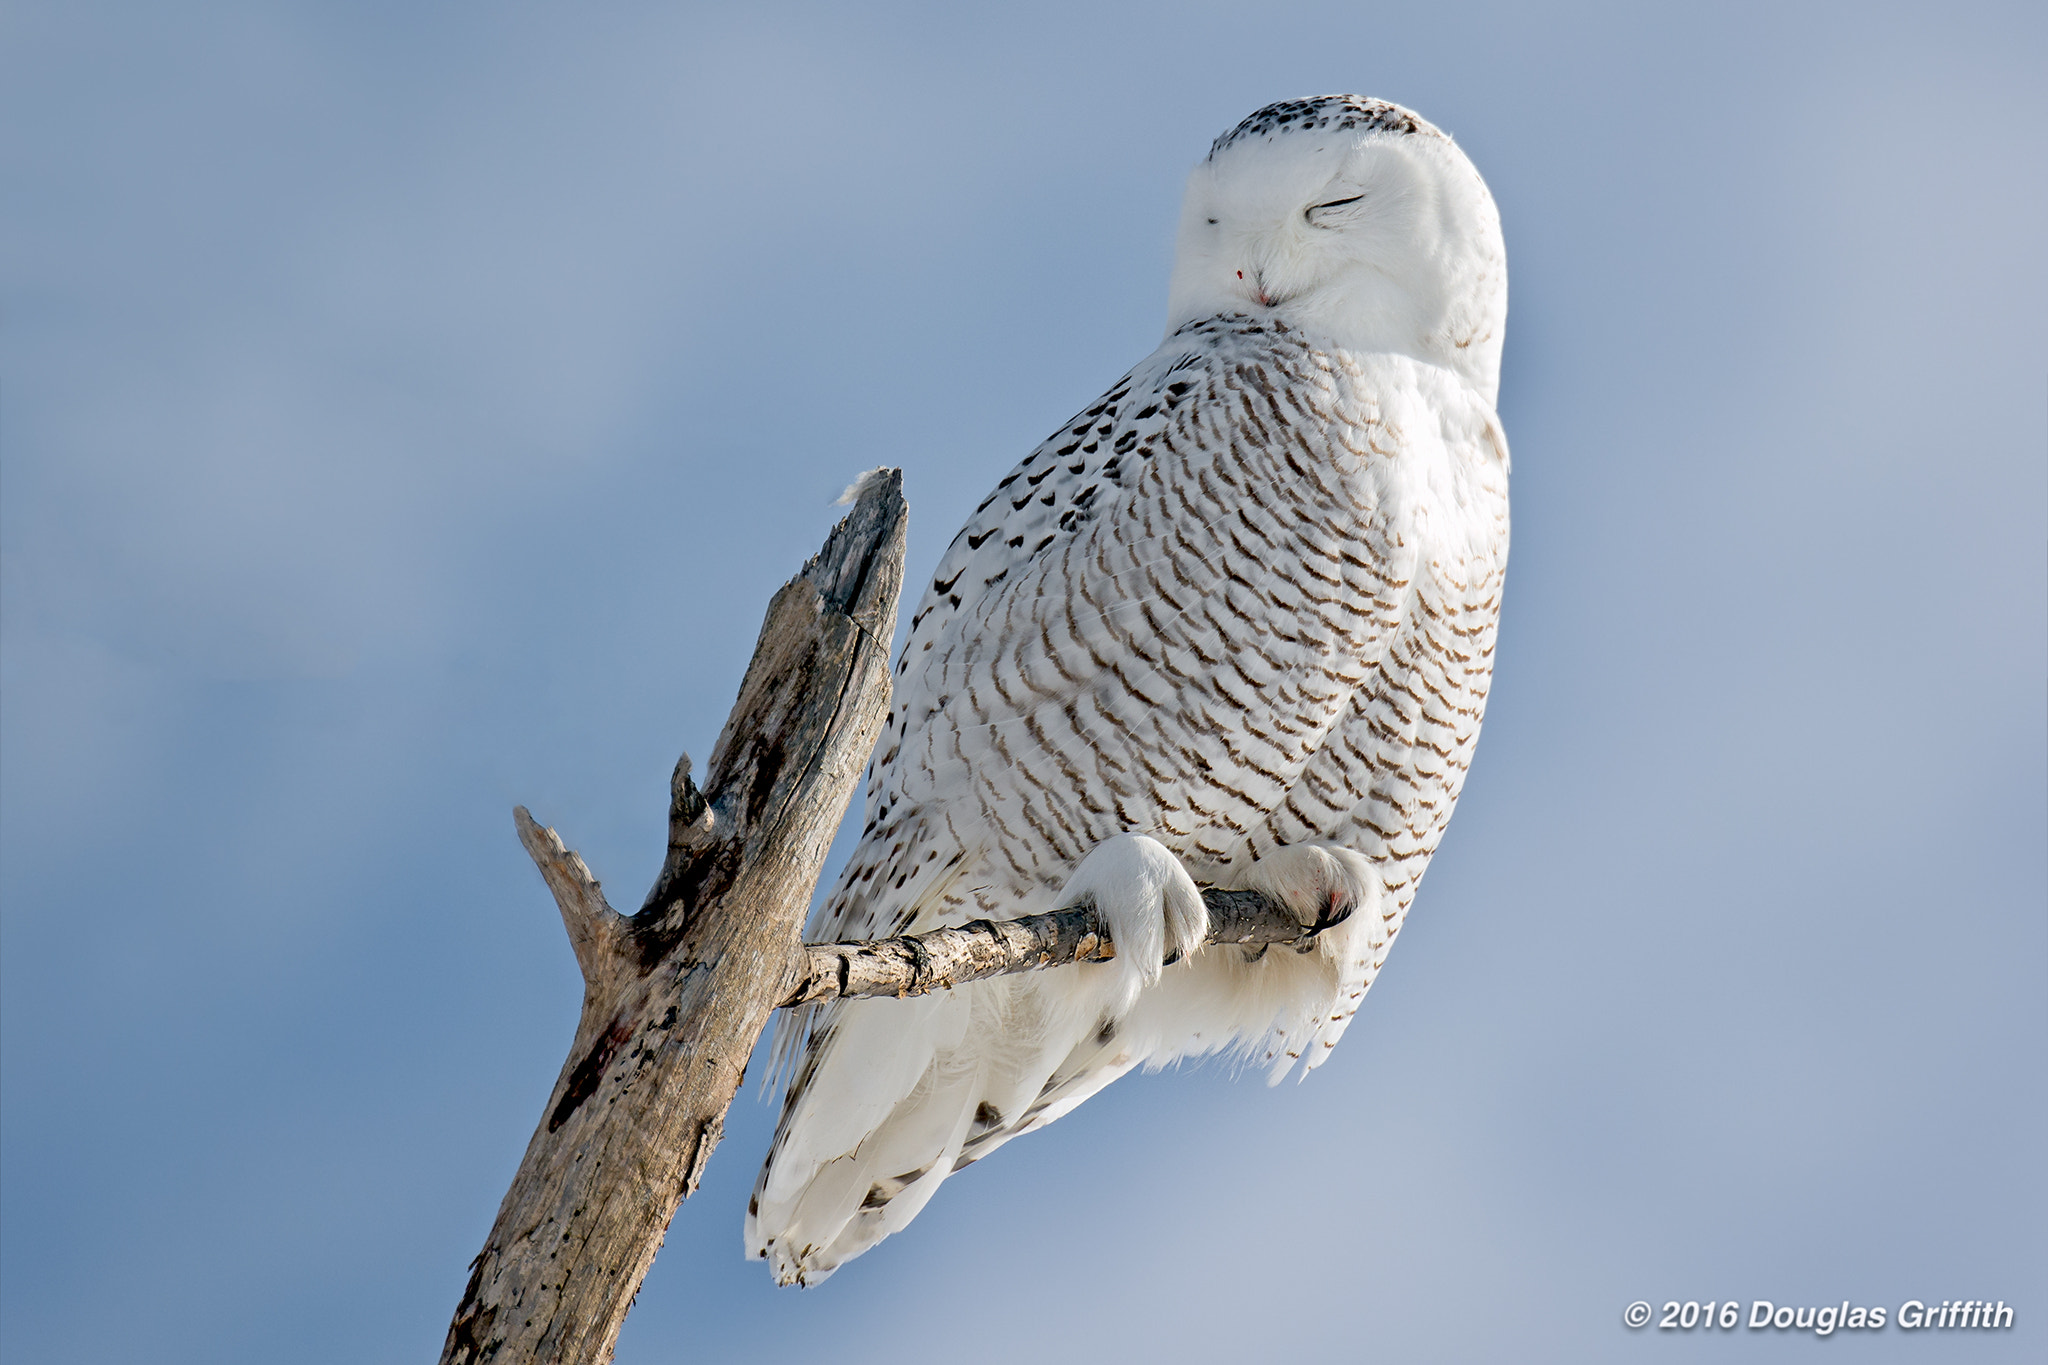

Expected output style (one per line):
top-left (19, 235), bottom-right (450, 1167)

top-left (3, 3), bottom-right (2042, 1360)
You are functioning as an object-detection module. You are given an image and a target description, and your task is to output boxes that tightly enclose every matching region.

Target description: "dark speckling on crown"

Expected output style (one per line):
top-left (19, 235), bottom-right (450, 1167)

top-left (1208, 95), bottom-right (1433, 160)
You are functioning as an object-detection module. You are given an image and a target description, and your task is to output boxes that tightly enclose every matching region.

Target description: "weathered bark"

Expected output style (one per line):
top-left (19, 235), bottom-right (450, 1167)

top-left (780, 888), bottom-right (1323, 1007)
top-left (441, 473), bottom-right (907, 1365)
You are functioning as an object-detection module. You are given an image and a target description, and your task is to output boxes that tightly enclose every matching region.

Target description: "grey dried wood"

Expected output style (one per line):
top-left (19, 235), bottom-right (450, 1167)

top-left (440, 472), bottom-right (907, 1365)
top-left (780, 888), bottom-right (1324, 1006)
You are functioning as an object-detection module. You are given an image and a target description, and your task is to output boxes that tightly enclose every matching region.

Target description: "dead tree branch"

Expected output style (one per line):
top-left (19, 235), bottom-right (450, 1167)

top-left (779, 888), bottom-right (1317, 1006)
top-left (441, 468), bottom-right (1304, 1363)
top-left (441, 472), bottom-right (906, 1365)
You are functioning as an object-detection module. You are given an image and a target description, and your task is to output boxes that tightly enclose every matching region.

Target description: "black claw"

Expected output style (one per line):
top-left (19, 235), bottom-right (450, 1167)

top-left (1308, 894), bottom-right (1355, 936)
top-left (899, 933), bottom-right (932, 988)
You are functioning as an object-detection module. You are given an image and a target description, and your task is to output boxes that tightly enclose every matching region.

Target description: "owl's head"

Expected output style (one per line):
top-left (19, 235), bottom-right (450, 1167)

top-left (1166, 96), bottom-right (1507, 403)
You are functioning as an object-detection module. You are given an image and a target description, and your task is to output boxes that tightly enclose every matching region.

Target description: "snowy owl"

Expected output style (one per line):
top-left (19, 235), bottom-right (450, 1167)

top-left (749, 95), bottom-right (1509, 1285)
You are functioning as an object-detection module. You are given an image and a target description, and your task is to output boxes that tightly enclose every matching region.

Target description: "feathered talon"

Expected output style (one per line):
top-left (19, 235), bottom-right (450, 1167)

top-left (1234, 844), bottom-right (1378, 953)
top-left (1055, 832), bottom-right (1208, 1016)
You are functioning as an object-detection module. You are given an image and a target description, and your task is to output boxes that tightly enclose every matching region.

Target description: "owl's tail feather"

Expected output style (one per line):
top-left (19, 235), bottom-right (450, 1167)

top-left (745, 915), bottom-right (1368, 1283)
top-left (745, 964), bottom-right (1128, 1285)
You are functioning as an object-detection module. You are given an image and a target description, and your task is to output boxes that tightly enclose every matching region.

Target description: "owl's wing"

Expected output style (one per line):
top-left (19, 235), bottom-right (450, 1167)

top-left (757, 333), bottom-right (1195, 1089)
top-left (752, 320), bottom-right (1460, 1285)
top-left (805, 338), bottom-right (1201, 943)
top-left (827, 317), bottom-right (1417, 931)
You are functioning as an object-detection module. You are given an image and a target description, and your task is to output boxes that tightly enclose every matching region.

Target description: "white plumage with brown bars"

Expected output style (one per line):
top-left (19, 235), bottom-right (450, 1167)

top-left (749, 94), bottom-right (1510, 1286)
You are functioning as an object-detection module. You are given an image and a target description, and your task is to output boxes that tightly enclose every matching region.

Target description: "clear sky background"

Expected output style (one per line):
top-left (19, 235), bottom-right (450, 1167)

top-left (3, 3), bottom-right (2042, 1361)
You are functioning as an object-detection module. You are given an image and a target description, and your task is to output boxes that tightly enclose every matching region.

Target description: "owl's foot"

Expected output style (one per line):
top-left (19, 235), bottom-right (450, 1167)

top-left (1057, 833), bottom-right (1208, 1014)
top-left (1236, 843), bottom-right (1376, 942)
